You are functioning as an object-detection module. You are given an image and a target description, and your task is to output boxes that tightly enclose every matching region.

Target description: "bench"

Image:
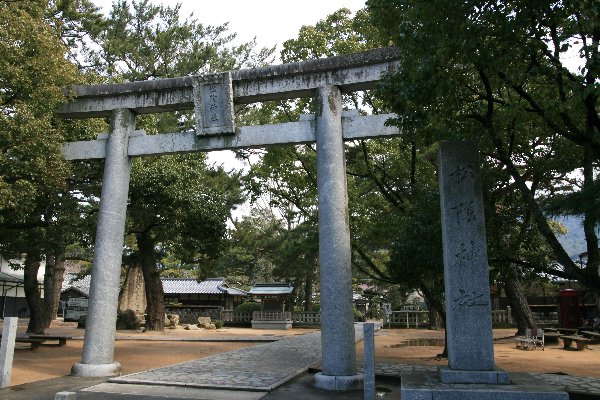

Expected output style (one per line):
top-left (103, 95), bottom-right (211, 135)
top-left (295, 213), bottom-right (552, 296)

top-left (1, 334), bottom-right (72, 348)
top-left (543, 332), bottom-right (561, 344)
top-left (27, 334), bottom-right (72, 346)
top-left (13, 338), bottom-right (46, 349)
top-left (558, 328), bottom-right (578, 335)
top-left (560, 335), bottom-right (591, 350)
top-left (580, 331), bottom-right (600, 344)
top-left (546, 327), bottom-right (579, 334)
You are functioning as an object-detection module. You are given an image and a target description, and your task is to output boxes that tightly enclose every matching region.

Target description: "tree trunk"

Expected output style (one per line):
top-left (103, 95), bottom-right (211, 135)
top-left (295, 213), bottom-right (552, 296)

top-left (304, 273), bottom-right (313, 311)
top-left (43, 250), bottom-right (65, 328)
top-left (582, 148), bottom-right (599, 281)
top-left (428, 307), bottom-right (442, 330)
top-left (137, 231), bottom-right (164, 331)
top-left (502, 269), bottom-right (536, 335)
top-left (119, 263), bottom-right (146, 315)
top-left (24, 246), bottom-right (45, 334)
top-left (420, 285), bottom-right (447, 358)
top-left (289, 276), bottom-right (303, 310)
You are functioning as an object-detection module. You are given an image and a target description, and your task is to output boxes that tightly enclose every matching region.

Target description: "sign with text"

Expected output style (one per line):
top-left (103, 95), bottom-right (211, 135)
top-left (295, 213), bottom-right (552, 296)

top-left (193, 72), bottom-right (235, 136)
top-left (382, 303), bottom-right (392, 316)
top-left (65, 297), bottom-right (88, 322)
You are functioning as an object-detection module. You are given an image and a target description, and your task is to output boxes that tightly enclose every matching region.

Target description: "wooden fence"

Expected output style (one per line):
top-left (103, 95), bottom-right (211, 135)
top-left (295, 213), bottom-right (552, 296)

top-left (292, 311), bottom-right (321, 325)
top-left (221, 309), bottom-right (516, 328)
top-left (252, 311), bottom-right (292, 321)
top-left (220, 310), bottom-right (320, 326)
top-left (385, 311), bottom-right (429, 328)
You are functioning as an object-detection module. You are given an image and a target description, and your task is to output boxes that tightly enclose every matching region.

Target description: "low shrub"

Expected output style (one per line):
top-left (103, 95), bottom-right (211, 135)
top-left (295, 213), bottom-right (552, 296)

top-left (213, 319), bottom-right (224, 329)
top-left (353, 308), bottom-right (366, 322)
top-left (234, 302), bottom-right (262, 314)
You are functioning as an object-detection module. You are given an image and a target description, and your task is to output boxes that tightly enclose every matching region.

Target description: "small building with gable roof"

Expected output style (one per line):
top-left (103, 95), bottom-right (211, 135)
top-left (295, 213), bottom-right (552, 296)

top-left (247, 283), bottom-right (294, 329)
top-left (60, 276), bottom-right (247, 324)
top-left (162, 277), bottom-right (246, 310)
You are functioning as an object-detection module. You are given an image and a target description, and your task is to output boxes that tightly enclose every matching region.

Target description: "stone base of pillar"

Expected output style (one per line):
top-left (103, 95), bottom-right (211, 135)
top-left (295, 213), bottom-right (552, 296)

top-left (71, 362), bottom-right (121, 377)
top-left (439, 366), bottom-right (510, 384)
top-left (401, 371), bottom-right (568, 399)
top-left (313, 372), bottom-right (363, 391)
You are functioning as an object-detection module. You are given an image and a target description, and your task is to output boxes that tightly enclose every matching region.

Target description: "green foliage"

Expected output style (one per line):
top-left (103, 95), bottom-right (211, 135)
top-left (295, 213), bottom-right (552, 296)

top-left (388, 185), bottom-right (445, 316)
top-left (204, 208), bottom-right (281, 286)
top-left (0, 0), bottom-right (103, 258)
top-left (233, 9), bottom-right (404, 310)
top-left (0, 1), bottom-right (77, 213)
top-left (212, 319), bottom-right (224, 329)
top-left (368, 0), bottom-right (600, 290)
top-left (84, 0), bottom-right (273, 276)
top-left (127, 154), bottom-right (243, 263)
top-left (87, 0), bottom-right (274, 80)
top-left (281, 8), bottom-right (384, 61)
top-left (353, 308), bottom-right (365, 322)
top-left (234, 302), bottom-right (262, 314)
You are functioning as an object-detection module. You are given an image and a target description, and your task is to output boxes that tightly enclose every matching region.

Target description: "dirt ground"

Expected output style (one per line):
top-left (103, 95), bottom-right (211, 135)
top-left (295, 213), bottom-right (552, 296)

top-left (3, 321), bottom-right (600, 387)
top-left (356, 328), bottom-right (600, 377)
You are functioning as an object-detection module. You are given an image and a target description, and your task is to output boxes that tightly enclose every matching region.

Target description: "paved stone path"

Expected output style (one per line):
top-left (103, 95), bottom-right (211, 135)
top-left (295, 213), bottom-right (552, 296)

top-left (531, 372), bottom-right (600, 396)
top-left (360, 363), bottom-right (600, 397)
top-left (111, 332), bottom-right (323, 391)
top-left (108, 325), bottom-right (599, 397)
top-left (111, 325), bottom-right (367, 391)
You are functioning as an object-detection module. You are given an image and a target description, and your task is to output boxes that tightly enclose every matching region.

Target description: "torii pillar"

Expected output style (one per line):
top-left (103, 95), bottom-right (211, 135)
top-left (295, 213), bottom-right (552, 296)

top-left (71, 109), bottom-right (134, 377)
top-left (314, 84), bottom-right (362, 390)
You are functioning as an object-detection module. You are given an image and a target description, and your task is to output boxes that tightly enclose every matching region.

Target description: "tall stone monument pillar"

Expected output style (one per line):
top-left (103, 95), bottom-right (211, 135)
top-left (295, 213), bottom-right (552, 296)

top-left (438, 141), bottom-right (507, 383)
top-left (401, 141), bottom-right (568, 399)
top-left (72, 108), bottom-right (134, 377)
top-left (313, 84), bottom-right (363, 391)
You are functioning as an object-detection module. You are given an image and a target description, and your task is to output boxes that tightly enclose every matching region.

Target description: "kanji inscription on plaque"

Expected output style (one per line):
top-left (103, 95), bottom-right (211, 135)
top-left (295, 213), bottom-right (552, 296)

top-left (193, 72), bottom-right (235, 136)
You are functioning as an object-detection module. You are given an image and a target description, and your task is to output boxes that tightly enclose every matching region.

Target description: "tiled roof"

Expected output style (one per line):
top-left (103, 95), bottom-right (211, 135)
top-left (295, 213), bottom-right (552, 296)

top-left (248, 283), bottom-right (294, 295)
top-left (0, 271), bottom-right (23, 283)
top-left (62, 274), bottom-right (91, 296)
top-left (222, 286), bottom-right (247, 296)
top-left (161, 278), bottom-right (246, 296)
top-left (61, 275), bottom-right (246, 297)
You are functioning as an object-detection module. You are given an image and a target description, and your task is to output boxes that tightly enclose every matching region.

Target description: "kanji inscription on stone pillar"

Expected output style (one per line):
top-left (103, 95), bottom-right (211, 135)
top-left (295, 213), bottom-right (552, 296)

top-left (193, 72), bottom-right (234, 136)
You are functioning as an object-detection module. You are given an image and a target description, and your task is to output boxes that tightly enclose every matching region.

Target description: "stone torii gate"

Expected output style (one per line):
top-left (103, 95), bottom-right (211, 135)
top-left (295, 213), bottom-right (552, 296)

top-left (57, 47), bottom-right (401, 391)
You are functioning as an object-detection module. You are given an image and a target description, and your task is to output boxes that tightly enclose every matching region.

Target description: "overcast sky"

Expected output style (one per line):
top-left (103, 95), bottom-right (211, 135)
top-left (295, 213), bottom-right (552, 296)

top-left (93, 0), bottom-right (368, 52)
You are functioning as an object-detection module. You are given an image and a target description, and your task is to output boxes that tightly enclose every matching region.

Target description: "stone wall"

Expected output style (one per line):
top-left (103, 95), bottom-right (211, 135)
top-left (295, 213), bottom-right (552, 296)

top-left (164, 305), bottom-right (222, 324)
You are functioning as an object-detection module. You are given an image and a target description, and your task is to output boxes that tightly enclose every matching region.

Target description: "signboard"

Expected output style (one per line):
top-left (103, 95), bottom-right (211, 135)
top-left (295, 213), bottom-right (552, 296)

top-left (65, 297), bottom-right (88, 322)
top-left (68, 297), bottom-right (88, 307)
top-left (193, 72), bottom-right (235, 136)
top-left (382, 302), bottom-right (392, 316)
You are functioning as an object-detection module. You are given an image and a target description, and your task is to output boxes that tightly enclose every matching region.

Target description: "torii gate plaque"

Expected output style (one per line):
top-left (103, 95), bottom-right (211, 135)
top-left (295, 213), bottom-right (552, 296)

top-left (57, 47), bottom-right (401, 391)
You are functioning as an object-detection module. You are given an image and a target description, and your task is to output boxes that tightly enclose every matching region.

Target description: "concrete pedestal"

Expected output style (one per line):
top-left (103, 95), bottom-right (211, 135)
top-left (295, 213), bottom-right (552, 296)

top-left (71, 362), bottom-right (122, 378)
top-left (401, 371), bottom-right (568, 400)
top-left (313, 372), bottom-right (364, 391)
top-left (439, 366), bottom-right (509, 384)
top-left (251, 320), bottom-right (293, 329)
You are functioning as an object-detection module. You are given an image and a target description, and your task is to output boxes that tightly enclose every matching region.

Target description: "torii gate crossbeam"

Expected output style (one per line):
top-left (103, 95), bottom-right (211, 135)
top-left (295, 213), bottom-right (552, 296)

top-left (58, 47), bottom-right (401, 391)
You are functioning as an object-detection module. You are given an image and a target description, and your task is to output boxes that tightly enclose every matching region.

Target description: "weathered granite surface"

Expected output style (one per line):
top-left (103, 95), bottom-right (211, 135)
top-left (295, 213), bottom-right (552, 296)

top-left (438, 142), bottom-right (495, 373)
